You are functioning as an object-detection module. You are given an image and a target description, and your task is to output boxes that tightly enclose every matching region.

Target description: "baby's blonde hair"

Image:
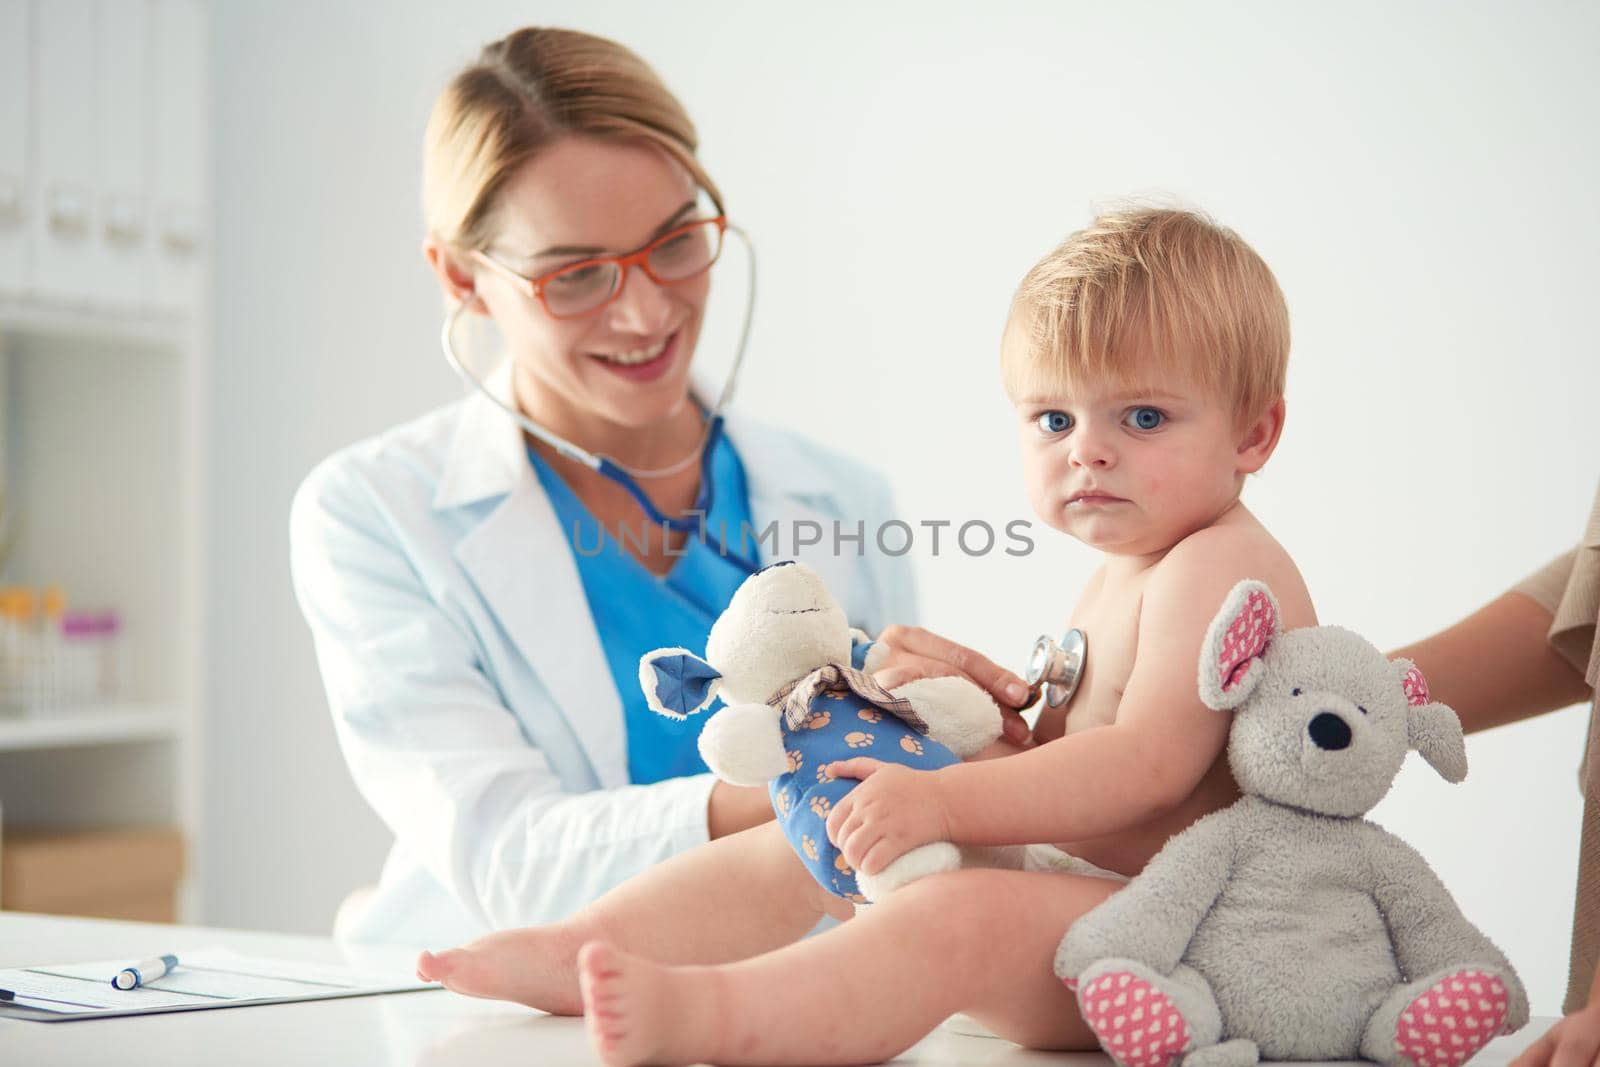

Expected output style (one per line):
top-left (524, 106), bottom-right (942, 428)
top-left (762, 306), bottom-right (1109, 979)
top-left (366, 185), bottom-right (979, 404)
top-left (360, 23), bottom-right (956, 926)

top-left (1003, 206), bottom-right (1289, 425)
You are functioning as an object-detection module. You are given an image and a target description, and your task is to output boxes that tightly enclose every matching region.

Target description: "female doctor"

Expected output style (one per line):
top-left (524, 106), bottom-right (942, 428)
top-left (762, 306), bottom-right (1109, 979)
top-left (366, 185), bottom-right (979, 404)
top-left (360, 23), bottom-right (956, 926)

top-left (289, 26), bottom-right (1031, 946)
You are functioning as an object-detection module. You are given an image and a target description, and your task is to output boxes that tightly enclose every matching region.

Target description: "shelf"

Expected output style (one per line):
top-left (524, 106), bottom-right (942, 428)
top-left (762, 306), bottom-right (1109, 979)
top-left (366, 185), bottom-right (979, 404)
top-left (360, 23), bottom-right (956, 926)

top-left (0, 297), bottom-right (188, 349)
top-left (0, 704), bottom-right (181, 751)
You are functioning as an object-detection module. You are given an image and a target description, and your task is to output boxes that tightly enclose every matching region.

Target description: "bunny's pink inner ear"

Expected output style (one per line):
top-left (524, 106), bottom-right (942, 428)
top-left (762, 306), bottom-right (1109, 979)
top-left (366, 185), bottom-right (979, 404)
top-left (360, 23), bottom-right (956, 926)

top-left (1402, 664), bottom-right (1430, 707)
top-left (1218, 589), bottom-right (1277, 693)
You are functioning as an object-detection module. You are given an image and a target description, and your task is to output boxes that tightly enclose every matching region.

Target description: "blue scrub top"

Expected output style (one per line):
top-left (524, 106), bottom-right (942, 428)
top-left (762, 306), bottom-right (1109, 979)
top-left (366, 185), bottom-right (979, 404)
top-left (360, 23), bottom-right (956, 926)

top-left (528, 433), bottom-right (758, 785)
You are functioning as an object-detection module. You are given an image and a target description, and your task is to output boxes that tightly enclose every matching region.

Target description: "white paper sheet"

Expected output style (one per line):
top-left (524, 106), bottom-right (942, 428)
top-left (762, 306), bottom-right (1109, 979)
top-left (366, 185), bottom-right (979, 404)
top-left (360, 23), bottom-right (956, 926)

top-left (0, 947), bottom-right (436, 1021)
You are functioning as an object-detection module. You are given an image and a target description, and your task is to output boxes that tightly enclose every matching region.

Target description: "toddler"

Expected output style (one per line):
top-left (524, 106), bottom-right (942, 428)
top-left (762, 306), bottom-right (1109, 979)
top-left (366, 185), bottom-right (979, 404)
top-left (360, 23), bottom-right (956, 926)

top-left (418, 206), bottom-right (1317, 1067)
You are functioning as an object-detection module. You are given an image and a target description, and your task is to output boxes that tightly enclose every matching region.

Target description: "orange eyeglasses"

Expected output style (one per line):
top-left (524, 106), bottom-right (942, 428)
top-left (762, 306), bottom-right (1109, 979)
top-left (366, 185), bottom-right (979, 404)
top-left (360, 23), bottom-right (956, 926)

top-left (471, 216), bottom-right (728, 320)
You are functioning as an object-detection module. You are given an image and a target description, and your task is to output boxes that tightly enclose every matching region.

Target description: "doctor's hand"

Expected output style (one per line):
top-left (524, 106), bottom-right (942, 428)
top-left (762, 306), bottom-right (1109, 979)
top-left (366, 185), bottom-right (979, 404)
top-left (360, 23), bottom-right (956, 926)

top-left (870, 625), bottom-right (1033, 746)
top-left (824, 759), bottom-right (951, 876)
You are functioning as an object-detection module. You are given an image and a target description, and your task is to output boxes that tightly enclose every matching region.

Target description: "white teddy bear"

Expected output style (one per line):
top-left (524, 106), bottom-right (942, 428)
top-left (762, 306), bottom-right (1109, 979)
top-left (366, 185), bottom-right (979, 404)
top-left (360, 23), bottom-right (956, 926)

top-left (639, 560), bottom-right (1018, 902)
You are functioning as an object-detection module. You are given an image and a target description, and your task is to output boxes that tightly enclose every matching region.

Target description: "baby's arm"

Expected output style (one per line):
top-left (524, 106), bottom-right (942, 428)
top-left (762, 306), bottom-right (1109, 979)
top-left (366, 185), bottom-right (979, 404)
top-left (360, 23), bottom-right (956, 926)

top-left (829, 529), bottom-right (1305, 865)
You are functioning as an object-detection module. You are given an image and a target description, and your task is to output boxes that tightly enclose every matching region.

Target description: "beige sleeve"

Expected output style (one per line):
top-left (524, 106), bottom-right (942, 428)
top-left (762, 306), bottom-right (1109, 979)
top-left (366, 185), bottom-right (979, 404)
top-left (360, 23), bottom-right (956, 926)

top-left (1513, 548), bottom-right (1579, 618)
top-left (1515, 546), bottom-right (1600, 687)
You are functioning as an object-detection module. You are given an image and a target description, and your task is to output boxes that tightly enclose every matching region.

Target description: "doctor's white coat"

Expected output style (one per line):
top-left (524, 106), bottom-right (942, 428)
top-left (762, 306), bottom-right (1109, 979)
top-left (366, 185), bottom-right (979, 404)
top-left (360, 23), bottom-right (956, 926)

top-left (289, 377), bottom-right (916, 945)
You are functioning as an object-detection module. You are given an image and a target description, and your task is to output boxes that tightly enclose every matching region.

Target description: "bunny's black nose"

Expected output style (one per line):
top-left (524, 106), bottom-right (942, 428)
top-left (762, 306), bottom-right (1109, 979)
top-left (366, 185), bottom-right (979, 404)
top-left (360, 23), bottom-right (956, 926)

top-left (1308, 712), bottom-right (1352, 751)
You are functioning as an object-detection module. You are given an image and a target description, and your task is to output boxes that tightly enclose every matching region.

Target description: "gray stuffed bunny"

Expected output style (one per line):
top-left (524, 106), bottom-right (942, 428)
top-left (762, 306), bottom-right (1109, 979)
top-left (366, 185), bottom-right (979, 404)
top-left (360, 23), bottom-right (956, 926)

top-left (1054, 579), bottom-right (1528, 1067)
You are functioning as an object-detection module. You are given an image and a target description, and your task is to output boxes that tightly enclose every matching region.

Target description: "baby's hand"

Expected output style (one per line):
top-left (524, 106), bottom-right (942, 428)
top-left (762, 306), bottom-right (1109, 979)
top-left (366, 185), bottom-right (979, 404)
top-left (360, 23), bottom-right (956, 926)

top-left (824, 759), bottom-right (952, 875)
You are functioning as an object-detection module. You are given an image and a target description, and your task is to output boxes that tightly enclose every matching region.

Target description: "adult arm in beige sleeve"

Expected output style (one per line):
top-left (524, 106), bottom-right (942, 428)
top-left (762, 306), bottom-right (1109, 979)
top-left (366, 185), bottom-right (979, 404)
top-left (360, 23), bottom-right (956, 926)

top-left (1392, 550), bottom-right (1594, 734)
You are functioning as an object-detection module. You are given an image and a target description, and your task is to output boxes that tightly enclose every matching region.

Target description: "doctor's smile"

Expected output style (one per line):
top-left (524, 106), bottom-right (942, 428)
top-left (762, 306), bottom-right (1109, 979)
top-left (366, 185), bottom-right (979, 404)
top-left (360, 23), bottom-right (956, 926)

top-left (588, 327), bottom-right (681, 381)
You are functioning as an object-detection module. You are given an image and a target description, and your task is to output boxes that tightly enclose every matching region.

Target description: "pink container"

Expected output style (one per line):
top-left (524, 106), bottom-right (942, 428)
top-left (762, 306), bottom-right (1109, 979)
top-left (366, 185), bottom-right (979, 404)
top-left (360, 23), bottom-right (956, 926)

top-left (57, 610), bottom-right (123, 706)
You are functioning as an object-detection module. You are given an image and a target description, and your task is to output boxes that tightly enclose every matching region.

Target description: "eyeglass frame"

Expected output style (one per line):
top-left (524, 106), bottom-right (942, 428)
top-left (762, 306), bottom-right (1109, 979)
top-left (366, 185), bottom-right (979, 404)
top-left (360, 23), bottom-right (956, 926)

top-left (469, 215), bottom-right (729, 321)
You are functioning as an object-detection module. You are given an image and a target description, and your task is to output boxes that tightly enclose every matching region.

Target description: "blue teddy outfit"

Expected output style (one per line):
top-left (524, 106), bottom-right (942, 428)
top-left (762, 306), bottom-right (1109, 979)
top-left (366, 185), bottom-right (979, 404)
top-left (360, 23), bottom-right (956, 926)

top-left (767, 666), bottom-right (960, 901)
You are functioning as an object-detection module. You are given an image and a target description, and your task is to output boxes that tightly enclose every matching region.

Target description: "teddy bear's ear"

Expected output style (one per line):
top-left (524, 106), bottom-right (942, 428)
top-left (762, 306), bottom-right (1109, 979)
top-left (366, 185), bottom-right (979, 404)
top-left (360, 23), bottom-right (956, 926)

top-left (1198, 580), bottom-right (1282, 711)
top-left (639, 648), bottom-right (723, 720)
top-left (1395, 658), bottom-right (1467, 783)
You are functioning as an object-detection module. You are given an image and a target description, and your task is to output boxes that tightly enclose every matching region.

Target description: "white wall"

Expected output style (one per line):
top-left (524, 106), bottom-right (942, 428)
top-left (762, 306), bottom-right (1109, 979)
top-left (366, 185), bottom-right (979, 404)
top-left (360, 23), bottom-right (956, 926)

top-left (209, 0), bottom-right (1599, 1014)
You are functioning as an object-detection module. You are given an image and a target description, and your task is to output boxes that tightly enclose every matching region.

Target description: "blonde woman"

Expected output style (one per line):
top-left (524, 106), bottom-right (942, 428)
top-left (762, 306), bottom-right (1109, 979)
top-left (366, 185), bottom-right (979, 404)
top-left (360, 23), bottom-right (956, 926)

top-left (289, 27), bottom-right (1031, 947)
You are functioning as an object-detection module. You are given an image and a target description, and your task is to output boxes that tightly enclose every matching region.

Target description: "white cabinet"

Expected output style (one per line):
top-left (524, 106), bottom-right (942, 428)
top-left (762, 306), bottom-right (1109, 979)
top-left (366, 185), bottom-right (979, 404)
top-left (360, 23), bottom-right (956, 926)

top-left (150, 0), bottom-right (205, 313)
top-left (0, 0), bottom-right (208, 922)
top-left (0, 1), bottom-right (29, 298)
top-left (11, 0), bottom-right (205, 316)
top-left (29, 0), bottom-right (98, 306)
top-left (98, 0), bottom-right (154, 308)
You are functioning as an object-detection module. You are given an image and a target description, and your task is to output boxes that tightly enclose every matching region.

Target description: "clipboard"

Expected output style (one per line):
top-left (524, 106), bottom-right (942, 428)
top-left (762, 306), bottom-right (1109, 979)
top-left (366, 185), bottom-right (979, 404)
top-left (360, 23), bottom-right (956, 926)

top-left (0, 947), bottom-right (437, 1021)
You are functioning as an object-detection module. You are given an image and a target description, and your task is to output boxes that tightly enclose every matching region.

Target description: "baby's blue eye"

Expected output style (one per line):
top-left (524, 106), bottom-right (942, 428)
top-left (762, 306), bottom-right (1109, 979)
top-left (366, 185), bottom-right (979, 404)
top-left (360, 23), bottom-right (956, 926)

top-left (1036, 411), bottom-right (1073, 434)
top-left (1126, 407), bottom-right (1165, 431)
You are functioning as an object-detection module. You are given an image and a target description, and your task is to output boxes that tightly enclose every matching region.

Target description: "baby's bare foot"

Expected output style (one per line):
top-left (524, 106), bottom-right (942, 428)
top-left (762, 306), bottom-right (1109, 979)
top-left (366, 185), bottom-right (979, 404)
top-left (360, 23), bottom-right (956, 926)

top-left (415, 927), bottom-right (584, 1015)
top-left (579, 941), bottom-right (712, 1067)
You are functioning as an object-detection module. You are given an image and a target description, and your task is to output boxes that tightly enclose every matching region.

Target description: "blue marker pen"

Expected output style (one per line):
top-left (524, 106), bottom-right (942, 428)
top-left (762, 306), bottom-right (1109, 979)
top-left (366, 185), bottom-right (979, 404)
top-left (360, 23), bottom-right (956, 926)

top-left (111, 954), bottom-right (179, 990)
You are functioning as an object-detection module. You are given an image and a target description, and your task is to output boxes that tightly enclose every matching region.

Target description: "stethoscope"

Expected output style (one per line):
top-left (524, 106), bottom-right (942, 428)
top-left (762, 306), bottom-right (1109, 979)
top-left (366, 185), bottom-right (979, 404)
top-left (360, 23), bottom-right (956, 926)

top-left (439, 223), bottom-right (759, 560)
top-left (1025, 628), bottom-right (1088, 708)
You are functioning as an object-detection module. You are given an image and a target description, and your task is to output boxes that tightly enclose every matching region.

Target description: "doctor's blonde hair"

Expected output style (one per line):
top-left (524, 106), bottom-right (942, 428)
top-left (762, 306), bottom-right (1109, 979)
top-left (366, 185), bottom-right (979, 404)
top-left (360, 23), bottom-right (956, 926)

top-left (423, 27), bottom-right (722, 251)
top-left (1002, 205), bottom-right (1290, 427)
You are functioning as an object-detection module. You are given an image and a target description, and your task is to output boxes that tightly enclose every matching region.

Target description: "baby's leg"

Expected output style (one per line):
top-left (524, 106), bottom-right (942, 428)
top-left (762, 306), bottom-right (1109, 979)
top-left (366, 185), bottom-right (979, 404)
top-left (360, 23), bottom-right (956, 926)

top-left (418, 819), bottom-right (849, 1015)
top-left (578, 866), bottom-right (1122, 1066)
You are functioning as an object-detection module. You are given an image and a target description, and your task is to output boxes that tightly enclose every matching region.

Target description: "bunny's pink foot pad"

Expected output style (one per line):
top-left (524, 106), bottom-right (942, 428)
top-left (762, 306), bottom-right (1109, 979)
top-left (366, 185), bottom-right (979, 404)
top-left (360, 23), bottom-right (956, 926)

top-left (1394, 969), bottom-right (1510, 1067)
top-left (1074, 970), bottom-right (1194, 1067)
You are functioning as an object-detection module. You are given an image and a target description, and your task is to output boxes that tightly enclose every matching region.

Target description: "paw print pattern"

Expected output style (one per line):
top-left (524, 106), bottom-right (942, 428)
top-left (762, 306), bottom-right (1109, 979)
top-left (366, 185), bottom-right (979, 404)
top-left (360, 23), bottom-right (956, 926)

top-left (844, 731), bottom-right (874, 749)
top-left (803, 711), bottom-right (832, 731)
top-left (774, 788), bottom-right (793, 816)
top-left (900, 736), bottom-right (924, 756)
top-left (810, 795), bottom-right (832, 818)
top-left (802, 834), bottom-right (820, 861)
top-left (827, 874), bottom-right (866, 905)
top-left (816, 763), bottom-right (837, 784)
top-left (786, 749), bottom-right (803, 773)
top-left (834, 853), bottom-right (853, 876)
top-left (858, 708), bottom-right (883, 724)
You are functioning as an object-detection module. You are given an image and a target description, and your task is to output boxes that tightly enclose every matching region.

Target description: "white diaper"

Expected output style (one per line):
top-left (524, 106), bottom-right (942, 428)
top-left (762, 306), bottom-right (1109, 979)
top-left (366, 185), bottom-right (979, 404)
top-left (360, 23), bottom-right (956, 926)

top-left (1020, 843), bottom-right (1130, 884)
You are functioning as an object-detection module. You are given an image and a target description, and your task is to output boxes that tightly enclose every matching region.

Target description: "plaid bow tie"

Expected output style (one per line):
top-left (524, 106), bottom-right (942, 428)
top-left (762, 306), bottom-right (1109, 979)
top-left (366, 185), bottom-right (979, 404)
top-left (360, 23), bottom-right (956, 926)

top-left (768, 663), bottom-right (930, 736)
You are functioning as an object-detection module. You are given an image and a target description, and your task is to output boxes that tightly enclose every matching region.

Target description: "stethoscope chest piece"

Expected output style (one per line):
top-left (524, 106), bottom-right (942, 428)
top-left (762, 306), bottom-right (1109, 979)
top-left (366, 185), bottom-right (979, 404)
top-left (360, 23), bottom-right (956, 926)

top-left (1025, 628), bottom-right (1088, 708)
